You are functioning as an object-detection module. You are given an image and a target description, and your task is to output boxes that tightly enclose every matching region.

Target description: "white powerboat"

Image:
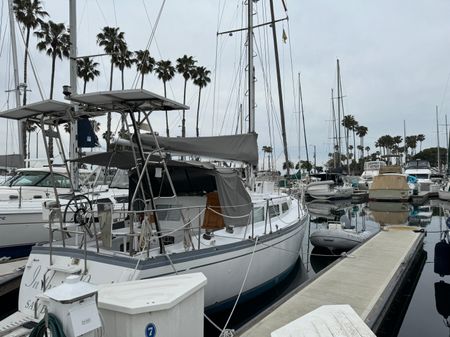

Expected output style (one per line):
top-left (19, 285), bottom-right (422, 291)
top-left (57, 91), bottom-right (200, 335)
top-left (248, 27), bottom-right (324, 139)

top-left (306, 180), bottom-right (353, 200)
top-left (0, 167), bottom-right (129, 260)
top-left (405, 160), bottom-right (439, 194)
top-left (358, 161), bottom-right (386, 190)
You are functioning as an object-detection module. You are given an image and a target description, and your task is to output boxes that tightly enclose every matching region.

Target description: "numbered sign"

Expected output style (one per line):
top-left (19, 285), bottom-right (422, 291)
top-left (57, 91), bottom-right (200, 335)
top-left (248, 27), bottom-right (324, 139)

top-left (145, 323), bottom-right (156, 337)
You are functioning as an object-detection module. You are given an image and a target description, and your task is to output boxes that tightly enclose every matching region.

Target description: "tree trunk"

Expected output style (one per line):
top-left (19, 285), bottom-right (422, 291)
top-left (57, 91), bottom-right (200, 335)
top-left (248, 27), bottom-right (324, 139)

top-left (141, 73), bottom-right (145, 89)
top-left (83, 80), bottom-right (87, 94)
top-left (121, 69), bottom-right (124, 90)
top-left (109, 61), bottom-right (114, 91)
top-left (50, 54), bottom-right (56, 99)
top-left (182, 79), bottom-right (187, 138)
top-left (196, 88), bottom-right (202, 137)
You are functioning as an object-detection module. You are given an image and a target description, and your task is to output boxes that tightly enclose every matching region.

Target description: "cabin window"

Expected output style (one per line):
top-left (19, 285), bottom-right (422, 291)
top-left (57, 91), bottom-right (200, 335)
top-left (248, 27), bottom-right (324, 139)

top-left (281, 202), bottom-right (289, 213)
top-left (36, 174), bottom-right (71, 188)
top-left (11, 172), bottom-right (48, 186)
top-left (253, 207), bottom-right (265, 222)
top-left (269, 204), bottom-right (280, 218)
top-left (155, 204), bottom-right (181, 221)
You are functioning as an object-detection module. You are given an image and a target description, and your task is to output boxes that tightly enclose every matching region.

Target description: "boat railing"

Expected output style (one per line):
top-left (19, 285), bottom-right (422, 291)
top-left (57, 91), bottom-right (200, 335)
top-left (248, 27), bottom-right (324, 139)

top-left (46, 193), bottom-right (301, 260)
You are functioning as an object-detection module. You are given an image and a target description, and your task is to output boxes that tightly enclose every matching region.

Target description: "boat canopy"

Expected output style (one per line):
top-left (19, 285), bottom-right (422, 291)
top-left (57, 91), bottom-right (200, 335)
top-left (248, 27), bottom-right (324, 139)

top-left (129, 162), bottom-right (252, 227)
top-left (70, 89), bottom-right (188, 112)
top-left (138, 133), bottom-right (259, 165)
top-left (0, 100), bottom-right (71, 120)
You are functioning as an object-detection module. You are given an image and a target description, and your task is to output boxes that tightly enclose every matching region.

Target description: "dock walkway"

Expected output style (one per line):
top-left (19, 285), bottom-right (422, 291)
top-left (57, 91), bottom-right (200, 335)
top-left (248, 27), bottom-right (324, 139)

top-left (239, 227), bottom-right (424, 336)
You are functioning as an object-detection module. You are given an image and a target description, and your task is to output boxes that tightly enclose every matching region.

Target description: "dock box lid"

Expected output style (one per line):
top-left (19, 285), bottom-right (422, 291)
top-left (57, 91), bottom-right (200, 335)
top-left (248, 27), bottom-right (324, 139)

top-left (97, 273), bottom-right (207, 314)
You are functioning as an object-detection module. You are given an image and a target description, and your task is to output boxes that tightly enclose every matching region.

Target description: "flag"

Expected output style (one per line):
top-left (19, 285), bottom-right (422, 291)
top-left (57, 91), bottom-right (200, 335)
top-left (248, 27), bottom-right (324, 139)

top-left (282, 29), bottom-right (288, 43)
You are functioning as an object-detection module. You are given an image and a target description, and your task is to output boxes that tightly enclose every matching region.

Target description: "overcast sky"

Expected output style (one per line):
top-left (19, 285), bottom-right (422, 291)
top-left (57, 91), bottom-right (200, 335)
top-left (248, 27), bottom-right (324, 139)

top-left (1, 0), bottom-right (450, 169)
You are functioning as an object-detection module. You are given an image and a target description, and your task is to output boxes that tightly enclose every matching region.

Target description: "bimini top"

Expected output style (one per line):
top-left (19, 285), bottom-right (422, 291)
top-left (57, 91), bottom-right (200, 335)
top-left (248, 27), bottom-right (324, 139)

top-left (0, 100), bottom-right (71, 120)
top-left (70, 89), bottom-right (189, 112)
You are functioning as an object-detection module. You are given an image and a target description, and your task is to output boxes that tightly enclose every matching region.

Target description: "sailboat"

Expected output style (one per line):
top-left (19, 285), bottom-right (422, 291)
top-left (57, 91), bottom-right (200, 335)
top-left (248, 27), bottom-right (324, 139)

top-left (0, 1), bottom-right (308, 328)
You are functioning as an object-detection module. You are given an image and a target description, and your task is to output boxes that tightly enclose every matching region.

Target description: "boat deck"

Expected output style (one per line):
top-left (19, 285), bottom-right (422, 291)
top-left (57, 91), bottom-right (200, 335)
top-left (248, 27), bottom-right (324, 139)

top-left (238, 226), bottom-right (424, 336)
top-left (0, 259), bottom-right (26, 297)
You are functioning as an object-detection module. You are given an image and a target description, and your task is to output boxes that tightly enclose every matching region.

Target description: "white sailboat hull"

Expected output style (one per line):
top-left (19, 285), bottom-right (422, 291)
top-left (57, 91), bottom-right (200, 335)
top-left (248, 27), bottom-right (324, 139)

top-left (18, 214), bottom-right (308, 315)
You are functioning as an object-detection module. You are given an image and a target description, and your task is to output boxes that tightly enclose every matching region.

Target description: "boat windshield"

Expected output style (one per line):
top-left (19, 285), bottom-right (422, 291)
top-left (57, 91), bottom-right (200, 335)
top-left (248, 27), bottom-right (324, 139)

top-left (4, 171), bottom-right (72, 188)
top-left (405, 160), bottom-right (430, 170)
top-left (110, 169), bottom-right (129, 189)
top-left (409, 173), bottom-right (430, 180)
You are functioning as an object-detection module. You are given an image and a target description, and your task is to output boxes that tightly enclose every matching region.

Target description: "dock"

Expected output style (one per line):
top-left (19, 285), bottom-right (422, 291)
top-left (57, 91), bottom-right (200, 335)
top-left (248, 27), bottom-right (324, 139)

top-left (0, 259), bottom-right (26, 298)
top-left (238, 226), bottom-right (424, 336)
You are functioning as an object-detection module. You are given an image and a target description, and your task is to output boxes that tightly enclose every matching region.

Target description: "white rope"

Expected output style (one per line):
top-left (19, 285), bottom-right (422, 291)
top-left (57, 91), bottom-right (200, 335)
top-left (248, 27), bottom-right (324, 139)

top-left (220, 236), bottom-right (259, 336)
top-left (207, 206), bottom-right (252, 219)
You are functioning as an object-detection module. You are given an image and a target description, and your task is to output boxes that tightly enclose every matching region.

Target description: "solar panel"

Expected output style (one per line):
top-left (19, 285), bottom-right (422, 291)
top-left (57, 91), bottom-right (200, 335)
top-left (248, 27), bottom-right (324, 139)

top-left (0, 100), bottom-right (71, 120)
top-left (70, 89), bottom-right (189, 112)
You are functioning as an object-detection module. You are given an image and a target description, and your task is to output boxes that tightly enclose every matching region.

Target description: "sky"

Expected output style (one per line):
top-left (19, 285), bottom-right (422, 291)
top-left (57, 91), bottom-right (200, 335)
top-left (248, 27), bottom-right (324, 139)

top-left (1, 0), bottom-right (450, 169)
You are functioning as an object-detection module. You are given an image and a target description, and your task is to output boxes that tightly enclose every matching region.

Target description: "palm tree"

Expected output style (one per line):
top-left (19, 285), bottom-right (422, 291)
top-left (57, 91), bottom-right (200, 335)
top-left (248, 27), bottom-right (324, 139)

top-left (192, 66), bottom-right (211, 137)
top-left (134, 49), bottom-right (155, 89)
top-left (262, 145), bottom-right (273, 170)
top-left (342, 115), bottom-right (357, 171)
top-left (35, 20), bottom-right (70, 159)
top-left (113, 46), bottom-right (134, 90)
top-left (25, 121), bottom-right (37, 166)
top-left (96, 26), bottom-right (126, 150)
top-left (13, 0), bottom-right (48, 105)
top-left (13, 0), bottom-right (48, 164)
top-left (155, 60), bottom-right (176, 137)
top-left (417, 134), bottom-right (425, 152)
top-left (77, 57), bottom-right (100, 94)
top-left (176, 55), bottom-right (197, 137)
top-left (35, 20), bottom-right (70, 99)
top-left (365, 146), bottom-right (370, 158)
top-left (355, 125), bottom-right (368, 159)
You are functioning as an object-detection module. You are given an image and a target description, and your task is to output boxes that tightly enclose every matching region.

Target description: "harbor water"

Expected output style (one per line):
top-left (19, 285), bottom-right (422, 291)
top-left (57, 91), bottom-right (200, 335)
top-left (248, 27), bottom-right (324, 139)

top-left (1, 198), bottom-right (449, 336)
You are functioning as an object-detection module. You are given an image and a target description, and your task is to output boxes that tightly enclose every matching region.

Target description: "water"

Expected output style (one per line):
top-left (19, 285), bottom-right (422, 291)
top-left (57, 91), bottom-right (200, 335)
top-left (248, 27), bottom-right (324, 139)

top-left (2, 199), bottom-right (448, 336)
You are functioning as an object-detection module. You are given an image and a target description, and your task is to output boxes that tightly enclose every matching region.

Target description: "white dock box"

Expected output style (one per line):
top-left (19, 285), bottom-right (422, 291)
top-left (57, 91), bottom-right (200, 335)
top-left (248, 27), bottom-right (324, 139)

top-left (98, 273), bottom-right (207, 337)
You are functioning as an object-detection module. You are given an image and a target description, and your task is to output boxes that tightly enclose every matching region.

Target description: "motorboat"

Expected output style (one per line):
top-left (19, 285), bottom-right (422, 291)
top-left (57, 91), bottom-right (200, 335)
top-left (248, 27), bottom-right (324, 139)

top-left (369, 165), bottom-right (414, 201)
top-left (405, 160), bottom-right (440, 194)
top-left (307, 199), bottom-right (351, 220)
top-left (306, 180), bottom-right (353, 200)
top-left (0, 167), bottom-right (129, 260)
top-left (358, 161), bottom-right (386, 190)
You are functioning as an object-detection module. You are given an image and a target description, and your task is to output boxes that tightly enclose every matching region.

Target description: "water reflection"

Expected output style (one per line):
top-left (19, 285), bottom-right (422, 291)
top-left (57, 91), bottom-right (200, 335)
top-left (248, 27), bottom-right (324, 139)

top-left (368, 201), bottom-right (410, 226)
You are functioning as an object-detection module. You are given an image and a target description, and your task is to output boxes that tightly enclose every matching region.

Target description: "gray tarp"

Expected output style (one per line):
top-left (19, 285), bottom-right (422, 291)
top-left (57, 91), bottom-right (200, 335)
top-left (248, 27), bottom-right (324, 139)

top-left (213, 168), bottom-right (252, 227)
top-left (139, 133), bottom-right (258, 165)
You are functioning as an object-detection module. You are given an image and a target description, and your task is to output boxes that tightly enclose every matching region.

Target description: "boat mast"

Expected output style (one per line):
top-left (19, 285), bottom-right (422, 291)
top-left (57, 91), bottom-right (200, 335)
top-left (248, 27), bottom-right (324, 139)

top-left (336, 59), bottom-right (341, 168)
top-left (69, 0), bottom-right (79, 190)
top-left (248, 0), bottom-right (255, 134)
top-left (437, 105), bottom-right (441, 174)
top-left (7, 0), bottom-right (25, 165)
top-left (297, 73), bottom-right (301, 169)
top-left (445, 114), bottom-right (448, 175)
top-left (269, 0), bottom-right (290, 176)
top-left (331, 88), bottom-right (337, 168)
top-left (298, 73), bottom-right (309, 172)
top-left (403, 120), bottom-right (407, 165)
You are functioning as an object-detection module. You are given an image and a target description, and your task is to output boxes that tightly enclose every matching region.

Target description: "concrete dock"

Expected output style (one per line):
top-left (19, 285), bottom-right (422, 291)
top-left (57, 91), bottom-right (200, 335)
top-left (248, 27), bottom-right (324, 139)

top-left (0, 259), bottom-right (26, 298)
top-left (238, 226), bottom-right (424, 336)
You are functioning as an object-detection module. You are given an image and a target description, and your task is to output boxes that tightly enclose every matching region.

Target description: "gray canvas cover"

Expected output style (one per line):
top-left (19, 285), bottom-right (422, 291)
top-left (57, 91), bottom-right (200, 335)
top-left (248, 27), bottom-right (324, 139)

top-left (213, 168), bottom-right (252, 227)
top-left (139, 133), bottom-right (258, 165)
